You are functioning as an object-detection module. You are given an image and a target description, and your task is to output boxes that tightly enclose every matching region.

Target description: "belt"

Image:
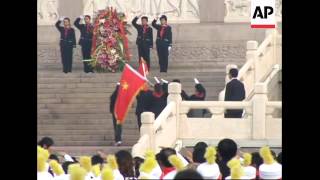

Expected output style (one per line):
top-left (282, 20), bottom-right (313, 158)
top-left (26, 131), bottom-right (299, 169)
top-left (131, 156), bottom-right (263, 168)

top-left (80, 37), bottom-right (92, 40)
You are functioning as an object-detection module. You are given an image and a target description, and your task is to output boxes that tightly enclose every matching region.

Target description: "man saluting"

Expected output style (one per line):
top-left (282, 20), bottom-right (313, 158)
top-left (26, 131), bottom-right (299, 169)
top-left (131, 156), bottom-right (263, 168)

top-left (74, 15), bottom-right (94, 73)
top-left (132, 14), bottom-right (153, 71)
top-left (152, 15), bottom-right (172, 73)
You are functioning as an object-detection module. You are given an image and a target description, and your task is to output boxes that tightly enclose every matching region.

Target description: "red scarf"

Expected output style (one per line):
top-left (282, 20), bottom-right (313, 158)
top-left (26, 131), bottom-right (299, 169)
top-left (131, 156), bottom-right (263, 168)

top-left (160, 167), bottom-right (175, 180)
top-left (153, 91), bottom-right (164, 98)
top-left (143, 25), bottom-right (148, 34)
top-left (195, 92), bottom-right (204, 98)
top-left (160, 25), bottom-right (167, 39)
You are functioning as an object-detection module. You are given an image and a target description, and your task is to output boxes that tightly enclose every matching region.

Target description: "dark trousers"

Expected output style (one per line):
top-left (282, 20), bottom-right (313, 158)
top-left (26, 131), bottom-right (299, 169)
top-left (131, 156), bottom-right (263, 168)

top-left (81, 43), bottom-right (94, 73)
top-left (224, 110), bottom-right (243, 118)
top-left (60, 45), bottom-right (73, 73)
top-left (138, 44), bottom-right (150, 70)
top-left (136, 113), bottom-right (142, 131)
top-left (156, 43), bottom-right (169, 72)
top-left (112, 114), bottom-right (122, 142)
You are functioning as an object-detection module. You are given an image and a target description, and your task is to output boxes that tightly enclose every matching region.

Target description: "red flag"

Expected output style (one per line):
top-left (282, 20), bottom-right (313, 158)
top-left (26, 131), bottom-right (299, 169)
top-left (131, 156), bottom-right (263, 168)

top-left (138, 57), bottom-right (149, 77)
top-left (114, 64), bottom-right (147, 124)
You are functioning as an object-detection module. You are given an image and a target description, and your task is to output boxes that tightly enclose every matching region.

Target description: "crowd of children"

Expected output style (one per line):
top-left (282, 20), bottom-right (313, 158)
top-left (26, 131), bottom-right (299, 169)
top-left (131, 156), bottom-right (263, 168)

top-left (38, 137), bottom-right (282, 179)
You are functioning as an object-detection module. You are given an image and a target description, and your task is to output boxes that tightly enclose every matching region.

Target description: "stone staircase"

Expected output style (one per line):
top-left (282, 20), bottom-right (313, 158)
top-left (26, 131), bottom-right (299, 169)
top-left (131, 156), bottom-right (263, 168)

top-left (38, 23), bottom-right (266, 155)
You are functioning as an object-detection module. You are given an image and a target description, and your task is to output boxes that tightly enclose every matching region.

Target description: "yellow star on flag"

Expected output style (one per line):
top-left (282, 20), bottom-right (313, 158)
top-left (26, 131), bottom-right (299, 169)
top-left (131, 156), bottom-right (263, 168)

top-left (121, 81), bottom-right (129, 90)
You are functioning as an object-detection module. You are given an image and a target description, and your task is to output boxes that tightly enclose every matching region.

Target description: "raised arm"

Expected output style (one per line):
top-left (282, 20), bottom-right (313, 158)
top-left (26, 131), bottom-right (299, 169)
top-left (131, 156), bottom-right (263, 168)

top-left (74, 17), bottom-right (82, 30)
top-left (152, 19), bottom-right (161, 30)
top-left (131, 16), bottom-right (140, 29)
top-left (55, 20), bottom-right (63, 32)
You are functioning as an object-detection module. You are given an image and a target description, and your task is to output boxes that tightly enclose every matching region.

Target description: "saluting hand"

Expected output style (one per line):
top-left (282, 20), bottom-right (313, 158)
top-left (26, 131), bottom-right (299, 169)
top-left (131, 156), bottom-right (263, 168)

top-left (79, 15), bottom-right (84, 19)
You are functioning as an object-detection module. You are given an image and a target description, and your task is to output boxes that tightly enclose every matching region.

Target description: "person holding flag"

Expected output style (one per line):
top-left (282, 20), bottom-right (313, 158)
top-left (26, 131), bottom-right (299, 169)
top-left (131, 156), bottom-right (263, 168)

top-left (110, 82), bottom-right (122, 146)
top-left (114, 64), bottom-right (148, 136)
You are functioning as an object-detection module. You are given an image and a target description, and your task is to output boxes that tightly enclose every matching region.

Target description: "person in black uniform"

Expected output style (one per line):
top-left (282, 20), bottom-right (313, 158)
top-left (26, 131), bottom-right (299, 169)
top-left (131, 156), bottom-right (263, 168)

top-left (132, 14), bottom-right (153, 70)
top-left (135, 84), bottom-right (153, 130)
top-left (55, 17), bottom-right (76, 73)
top-left (188, 79), bottom-right (207, 117)
top-left (110, 83), bottom-right (122, 146)
top-left (224, 68), bottom-right (246, 118)
top-left (172, 79), bottom-right (189, 100)
top-left (150, 83), bottom-right (167, 118)
top-left (74, 15), bottom-right (94, 73)
top-left (152, 15), bottom-right (172, 73)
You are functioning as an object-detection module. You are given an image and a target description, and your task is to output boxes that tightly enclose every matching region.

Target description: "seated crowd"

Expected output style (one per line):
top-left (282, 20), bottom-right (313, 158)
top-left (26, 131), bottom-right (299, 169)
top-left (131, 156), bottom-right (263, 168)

top-left (38, 137), bottom-right (282, 180)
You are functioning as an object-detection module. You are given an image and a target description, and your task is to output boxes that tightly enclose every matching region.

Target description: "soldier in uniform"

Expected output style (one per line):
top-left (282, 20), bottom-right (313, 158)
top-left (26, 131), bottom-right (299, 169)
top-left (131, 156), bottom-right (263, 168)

top-left (152, 15), bottom-right (172, 73)
top-left (55, 17), bottom-right (76, 73)
top-left (74, 15), bottom-right (94, 73)
top-left (132, 14), bottom-right (153, 70)
top-left (135, 84), bottom-right (153, 130)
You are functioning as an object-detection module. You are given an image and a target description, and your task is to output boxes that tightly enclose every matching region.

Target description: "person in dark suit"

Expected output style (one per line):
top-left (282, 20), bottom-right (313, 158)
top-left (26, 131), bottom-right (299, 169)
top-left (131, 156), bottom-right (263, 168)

top-left (110, 83), bottom-right (122, 146)
top-left (224, 68), bottom-right (246, 118)
top-left (55, 17), bottom-right (76, 73)
top-left (152, 15), bottom-right (172, 73)
top-left (135, 84), bottom-right (152, 130)
top-left (132, 14), bottom-right (153, 70)
top-left (149, 83), bottom-right (167, 118)
top-left (74, 15), bottom-right (94, 73)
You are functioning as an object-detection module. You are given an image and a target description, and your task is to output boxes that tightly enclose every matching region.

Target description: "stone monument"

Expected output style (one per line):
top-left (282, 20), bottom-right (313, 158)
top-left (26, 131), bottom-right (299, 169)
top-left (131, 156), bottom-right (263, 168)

top-left (83, 0), bottom-right (200, 24)
top-left (37, 0), bottom-right (59, 25)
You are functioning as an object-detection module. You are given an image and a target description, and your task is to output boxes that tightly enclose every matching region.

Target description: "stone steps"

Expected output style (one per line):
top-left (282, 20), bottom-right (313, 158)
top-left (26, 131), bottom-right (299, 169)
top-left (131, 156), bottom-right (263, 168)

top-left (37, 28), bottom-right (256, 146)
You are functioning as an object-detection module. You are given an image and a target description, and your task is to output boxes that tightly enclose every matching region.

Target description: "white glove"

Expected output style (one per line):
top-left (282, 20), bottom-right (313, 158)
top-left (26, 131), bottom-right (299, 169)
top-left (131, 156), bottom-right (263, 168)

top-left (64, 154), bottom-right (74, 162)
top-left (168, 46), bottom-right (172, 52)
top-left (194, 78), bottom-right (200, 84)
top-left (59, 16), bottom-right (65, 21)
top-left (80, 15), bottom-right (84, 19)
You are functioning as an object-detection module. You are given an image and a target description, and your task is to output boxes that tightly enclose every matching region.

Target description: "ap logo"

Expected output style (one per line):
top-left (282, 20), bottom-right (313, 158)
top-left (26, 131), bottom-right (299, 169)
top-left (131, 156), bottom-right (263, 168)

top-left (251, 0), bottom-right (276, 28)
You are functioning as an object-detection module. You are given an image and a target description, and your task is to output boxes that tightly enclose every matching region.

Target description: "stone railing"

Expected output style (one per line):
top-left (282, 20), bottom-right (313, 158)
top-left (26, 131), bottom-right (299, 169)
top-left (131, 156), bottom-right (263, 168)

top-left (132, 83), bottom-right (181, 156)
top-left (246, 64), bottom-right (281, 100)
top-left (132, 82), bottom-right (281, 157)
top-left (219, 29), bottom-right (282, 101)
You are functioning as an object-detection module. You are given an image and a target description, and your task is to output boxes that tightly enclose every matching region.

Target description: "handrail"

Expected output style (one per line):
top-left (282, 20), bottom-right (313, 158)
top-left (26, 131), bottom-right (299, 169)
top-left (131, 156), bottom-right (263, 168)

top-left (256, 32), bottom-right (274, 56)
top-left (246, 64), bottom-right (281, 100)
top-left (238, 31), bottom-right (274, 80)
top-left (181, 101), bottom-right (251, 109)
top-left (153, 101), bottom-right (175, 131)
top-left (266, 101), bottom-right (282, 108)
top-left (238, 58), bottom-right (254, 81)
